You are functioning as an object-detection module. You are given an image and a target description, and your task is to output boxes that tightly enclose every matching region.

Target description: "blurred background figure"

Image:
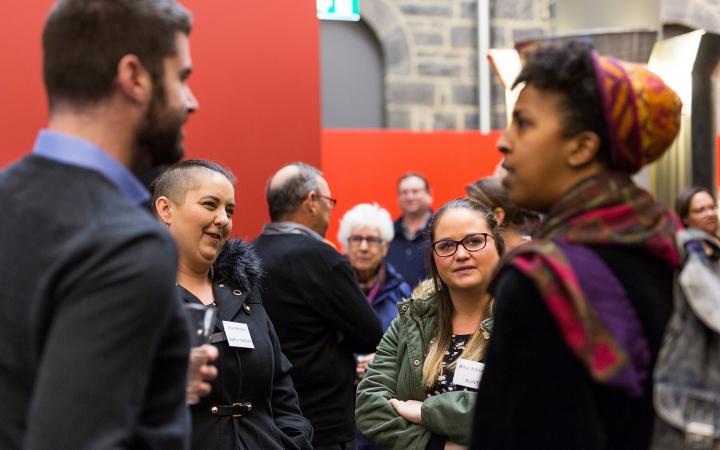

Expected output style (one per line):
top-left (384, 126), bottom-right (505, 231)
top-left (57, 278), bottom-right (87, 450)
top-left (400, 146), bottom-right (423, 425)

top-left (338, 203), bottom-right (412, 332)
top-left (676, 186), bottom-right (719, 237)
top-left (387, 172), bottom-right (434, 289)
top-left (154, 160), bottom-right (312, 450)
top-left (255, 162), bottom-right (382, 450)
top-left (338, 203), bottom-right (411, 450)
top-left (465, 176), bottom-right (540, 251)
top-left (356, 199), bottom-right (504, 450)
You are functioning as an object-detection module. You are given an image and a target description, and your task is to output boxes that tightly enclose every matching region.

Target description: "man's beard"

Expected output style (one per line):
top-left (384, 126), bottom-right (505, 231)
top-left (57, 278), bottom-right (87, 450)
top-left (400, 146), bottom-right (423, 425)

top-left (134, 83), bottom-right (186, 171)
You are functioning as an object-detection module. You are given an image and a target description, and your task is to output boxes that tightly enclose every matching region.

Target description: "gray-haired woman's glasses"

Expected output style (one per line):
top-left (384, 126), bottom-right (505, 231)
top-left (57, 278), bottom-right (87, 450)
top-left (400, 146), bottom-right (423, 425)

top-left (432, 232), bottom-right (492, 257)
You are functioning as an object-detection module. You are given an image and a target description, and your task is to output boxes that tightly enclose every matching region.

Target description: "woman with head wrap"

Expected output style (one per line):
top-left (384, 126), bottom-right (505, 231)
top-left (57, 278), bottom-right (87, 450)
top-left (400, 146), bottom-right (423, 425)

top-left (470, 41), bottom-right (682, 450)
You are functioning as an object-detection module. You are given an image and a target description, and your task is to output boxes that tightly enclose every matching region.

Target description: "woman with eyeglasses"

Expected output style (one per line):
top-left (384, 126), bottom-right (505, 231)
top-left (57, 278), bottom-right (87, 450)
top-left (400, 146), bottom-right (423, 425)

top-left (676, 187), bottom-right (719, 237)
top-left (338, 203), bottom-right (412, 450)
top-left (355, 199), bottom-right (504, 450)
top-left (338, 203), bottom-right (412, 333)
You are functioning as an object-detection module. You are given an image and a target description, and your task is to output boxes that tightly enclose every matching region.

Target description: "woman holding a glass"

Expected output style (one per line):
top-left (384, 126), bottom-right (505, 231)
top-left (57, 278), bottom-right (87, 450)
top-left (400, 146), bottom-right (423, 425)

top-left (153, 160), bottom-right (313, 450)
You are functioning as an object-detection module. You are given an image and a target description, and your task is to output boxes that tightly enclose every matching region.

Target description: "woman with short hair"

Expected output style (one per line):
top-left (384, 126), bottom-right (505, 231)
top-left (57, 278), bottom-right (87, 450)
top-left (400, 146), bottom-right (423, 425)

top-left (153, 160), bottom-right (313, 450)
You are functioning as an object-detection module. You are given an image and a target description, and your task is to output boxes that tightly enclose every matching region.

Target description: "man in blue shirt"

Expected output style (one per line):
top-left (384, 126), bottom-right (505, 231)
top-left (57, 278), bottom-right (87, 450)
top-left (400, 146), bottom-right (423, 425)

top-left (386, 172), bottom-right (434, 289)
top-left (0, 1), bottom-right (208, 448)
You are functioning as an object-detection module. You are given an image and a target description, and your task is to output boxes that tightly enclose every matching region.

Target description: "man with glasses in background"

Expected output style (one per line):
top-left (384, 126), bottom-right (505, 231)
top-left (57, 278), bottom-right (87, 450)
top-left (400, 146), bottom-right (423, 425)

top-left (254, 162), bottom-right (383, 450)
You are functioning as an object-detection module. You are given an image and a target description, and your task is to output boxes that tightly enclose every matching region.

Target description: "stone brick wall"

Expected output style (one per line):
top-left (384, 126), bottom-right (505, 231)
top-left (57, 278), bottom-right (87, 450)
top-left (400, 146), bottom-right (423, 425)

top-left (362, 0), bottom-right (552, 131)
top-left (363, 0), bottom-right (716, 131)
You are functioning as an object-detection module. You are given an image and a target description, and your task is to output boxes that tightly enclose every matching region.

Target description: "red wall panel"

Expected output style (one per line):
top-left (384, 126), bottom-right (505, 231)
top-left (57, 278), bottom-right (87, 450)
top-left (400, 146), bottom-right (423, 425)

top-left (0, 1), bottom-right (321, 239)
top-left (180, 0), bottom-right (321, 238)
top-left (321, 129), bottom-right (504, 248)
top-left (0, 1), bottom-right (52, 165)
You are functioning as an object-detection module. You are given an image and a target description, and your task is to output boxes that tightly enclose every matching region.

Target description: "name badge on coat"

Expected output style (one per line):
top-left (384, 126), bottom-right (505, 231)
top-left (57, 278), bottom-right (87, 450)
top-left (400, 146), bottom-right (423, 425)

top-left (452, 359), bottom-right (484, 389)
top-left (222, 321), bottom-right (255, 349)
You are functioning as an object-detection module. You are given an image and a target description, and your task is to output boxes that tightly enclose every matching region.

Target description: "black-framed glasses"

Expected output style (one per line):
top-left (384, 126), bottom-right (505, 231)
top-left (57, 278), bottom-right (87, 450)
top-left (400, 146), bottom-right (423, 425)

top-left (348, 235), bottom-right (383, 248)
top-left (432, 233), bottom-right (492, 257)
top-left (315, 193), bottom-right (337, 208)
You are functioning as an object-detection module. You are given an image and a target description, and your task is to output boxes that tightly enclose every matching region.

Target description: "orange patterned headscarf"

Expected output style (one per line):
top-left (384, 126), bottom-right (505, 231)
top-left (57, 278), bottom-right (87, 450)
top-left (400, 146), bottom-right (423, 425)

top-left (591, 52), bottom-right (682, 174)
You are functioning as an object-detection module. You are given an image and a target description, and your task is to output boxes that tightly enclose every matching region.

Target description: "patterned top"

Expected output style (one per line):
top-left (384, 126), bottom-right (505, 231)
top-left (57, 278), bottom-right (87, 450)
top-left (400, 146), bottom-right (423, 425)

top-left (426, 334), bottom-right (476, 397)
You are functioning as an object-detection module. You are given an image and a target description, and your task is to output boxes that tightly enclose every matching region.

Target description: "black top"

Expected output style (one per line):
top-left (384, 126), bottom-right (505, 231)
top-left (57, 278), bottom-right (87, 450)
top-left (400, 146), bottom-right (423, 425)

top-left (0, 155), bottom-right (190, 449)
top-left (177, 278), bottom-right (312, 450)
top-left (253, 232), bottom-right (383, 445)
top-left (427, 334), bottom-right (475, 397)
top-left (471, 245), bottom-right (674, 450)
top-left (386, 216), bottom-right (431, 289)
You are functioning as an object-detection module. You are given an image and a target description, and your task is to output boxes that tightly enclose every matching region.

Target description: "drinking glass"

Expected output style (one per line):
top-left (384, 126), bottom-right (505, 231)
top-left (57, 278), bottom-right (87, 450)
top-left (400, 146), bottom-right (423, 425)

top-left (184, 303), bottom-right (216, 405)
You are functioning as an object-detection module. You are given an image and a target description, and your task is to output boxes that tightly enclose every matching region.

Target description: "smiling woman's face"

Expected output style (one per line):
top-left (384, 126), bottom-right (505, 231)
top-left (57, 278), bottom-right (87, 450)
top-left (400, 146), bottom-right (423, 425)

top-left (432, 207), bottom-right (500, 293)
top-left (167, 170), bottom-right (235, 270)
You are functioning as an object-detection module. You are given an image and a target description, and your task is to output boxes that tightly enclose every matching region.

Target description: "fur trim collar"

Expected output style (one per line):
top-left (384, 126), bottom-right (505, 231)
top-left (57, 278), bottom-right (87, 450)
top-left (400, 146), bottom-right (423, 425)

top-left (213, 239), bottom-right (263, 293)
top-left (410, 278), bottom-right (436, 301)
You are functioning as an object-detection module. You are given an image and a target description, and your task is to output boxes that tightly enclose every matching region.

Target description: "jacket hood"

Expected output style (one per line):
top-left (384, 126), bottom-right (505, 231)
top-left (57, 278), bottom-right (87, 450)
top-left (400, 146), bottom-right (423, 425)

top-left (397, 278), bottom-right (438, 319)
top-left (214, 239), bottom-right (263, 293)
top-left (410, 278), bottom-right (436, 301)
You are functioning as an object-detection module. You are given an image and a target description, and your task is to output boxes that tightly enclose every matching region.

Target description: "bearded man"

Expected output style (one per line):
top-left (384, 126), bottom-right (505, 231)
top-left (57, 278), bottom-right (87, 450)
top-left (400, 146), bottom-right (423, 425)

top-left (0, 1), bottom-right (206, 448)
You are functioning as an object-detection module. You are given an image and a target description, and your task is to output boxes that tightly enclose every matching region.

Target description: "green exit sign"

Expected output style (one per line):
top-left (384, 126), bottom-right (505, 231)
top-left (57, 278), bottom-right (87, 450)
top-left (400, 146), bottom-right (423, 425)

top-left (317, 0), bottom-right (360, 21)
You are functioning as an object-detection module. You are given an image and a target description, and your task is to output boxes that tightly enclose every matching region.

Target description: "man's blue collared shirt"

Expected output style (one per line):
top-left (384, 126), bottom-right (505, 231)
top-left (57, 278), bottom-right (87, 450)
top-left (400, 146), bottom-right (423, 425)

top-left (32, 130), bottom-right (150, 206)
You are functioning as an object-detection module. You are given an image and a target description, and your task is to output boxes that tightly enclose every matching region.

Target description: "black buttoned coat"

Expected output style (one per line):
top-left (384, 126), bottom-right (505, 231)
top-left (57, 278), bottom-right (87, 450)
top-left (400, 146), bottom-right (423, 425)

top-left (178, 240), bottom-right (313, 450)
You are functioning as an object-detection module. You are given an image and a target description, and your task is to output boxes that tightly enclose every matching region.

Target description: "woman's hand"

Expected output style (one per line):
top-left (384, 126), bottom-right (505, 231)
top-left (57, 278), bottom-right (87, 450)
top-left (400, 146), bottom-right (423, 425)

top-left (186, 344), bottom-right (219, 405)
top-left (388, 398), bottom-right (423, 424)
top-left (444, 442), bottom-right (468, 450)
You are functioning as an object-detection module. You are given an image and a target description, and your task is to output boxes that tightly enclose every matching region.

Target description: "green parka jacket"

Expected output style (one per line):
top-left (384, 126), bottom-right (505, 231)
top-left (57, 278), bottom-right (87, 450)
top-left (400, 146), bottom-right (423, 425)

top-left (356, 280), bottom-right (490, 449)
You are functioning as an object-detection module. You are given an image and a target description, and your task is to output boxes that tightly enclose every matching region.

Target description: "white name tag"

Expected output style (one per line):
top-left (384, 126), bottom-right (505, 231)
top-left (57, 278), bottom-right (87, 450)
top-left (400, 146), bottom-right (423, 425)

top-left (452, 359), bottom-right (485, 389)
top-left (222, 321), bottom-right (254, 349)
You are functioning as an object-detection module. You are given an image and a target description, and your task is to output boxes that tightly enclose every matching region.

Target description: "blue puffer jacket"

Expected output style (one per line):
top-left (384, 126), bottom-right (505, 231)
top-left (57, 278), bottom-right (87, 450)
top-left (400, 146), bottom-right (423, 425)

top-left (372, 263), bottom-right (412, 331)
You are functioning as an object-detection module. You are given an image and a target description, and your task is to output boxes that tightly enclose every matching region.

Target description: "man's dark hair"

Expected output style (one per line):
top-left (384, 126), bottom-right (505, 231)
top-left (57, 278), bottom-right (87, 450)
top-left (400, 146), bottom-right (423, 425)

top-left (151, 160), bottom-right (236, 209)
top-left (266, 163), bottom-right (322, 222)
top-left (397, 172), bottom-right (431, 193)
top-left (514, 40), bottom-right (611, 166)
top-left (43, 0), bottom-right (192, 110)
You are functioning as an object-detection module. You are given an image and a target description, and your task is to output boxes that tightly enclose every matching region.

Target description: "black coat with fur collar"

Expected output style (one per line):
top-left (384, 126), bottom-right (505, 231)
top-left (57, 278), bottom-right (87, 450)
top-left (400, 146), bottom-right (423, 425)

top-left (177, 240), bottom-right (313, 450)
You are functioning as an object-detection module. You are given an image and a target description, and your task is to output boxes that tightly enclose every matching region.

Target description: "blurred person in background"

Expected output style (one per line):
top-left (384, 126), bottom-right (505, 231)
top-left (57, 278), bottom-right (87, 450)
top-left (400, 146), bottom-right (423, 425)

top-left (337, 203), bottom-right (412, 450)
top-left (465, 176), bottom-right (540, 250)
top-left (387, 172), bottom-right (434, 289)
top-left (356, 199), bottom-right (504, 450)
top-left (471, 41), bottom-right (682, 450)
top-left (254, 162), bottom-right (383, 450)
top-left (676, 186), bottom-right (719, 236)
top-left (676, 186), bottom-right (720, 260)
top-left (154, 160), bottom-right (313, 450)
top-left (338, 203), bottom-right (412, 334)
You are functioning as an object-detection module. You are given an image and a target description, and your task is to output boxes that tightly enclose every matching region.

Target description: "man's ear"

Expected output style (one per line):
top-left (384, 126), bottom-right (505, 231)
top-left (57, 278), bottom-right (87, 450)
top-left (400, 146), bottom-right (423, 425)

top-left (116, 54), bottom-right (153, 105)
top-left (493, 207), bottom-right (506, 226)
top-left (303, 191), bottom-right (319, 215)
top-left (155, 196), bottom-right (174, 226)
top-left (565, 131), bottom-right (601, 168)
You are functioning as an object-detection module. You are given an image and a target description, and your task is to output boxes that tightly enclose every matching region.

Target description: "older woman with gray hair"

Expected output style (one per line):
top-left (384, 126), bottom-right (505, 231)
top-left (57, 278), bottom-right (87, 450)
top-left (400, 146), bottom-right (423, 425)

top-left (339, 203), bottom-right (412, 450)
top-left (338, 203), bottom-right (412, 333)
